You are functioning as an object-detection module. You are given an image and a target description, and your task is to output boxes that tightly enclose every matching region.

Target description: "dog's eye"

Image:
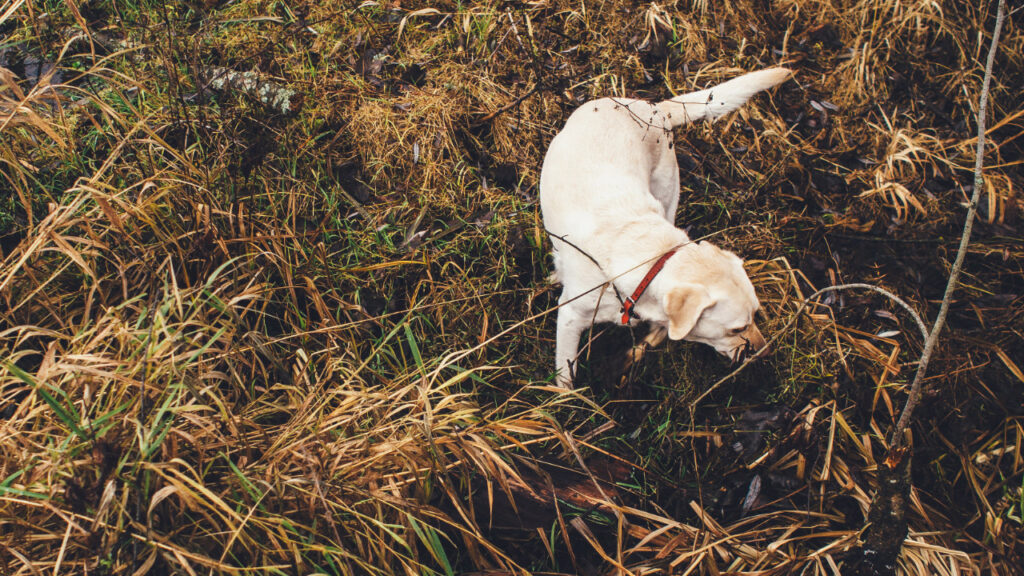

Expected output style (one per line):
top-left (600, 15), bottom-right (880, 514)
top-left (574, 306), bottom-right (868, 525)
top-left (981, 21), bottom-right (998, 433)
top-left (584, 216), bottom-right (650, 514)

top-left (730, 325), bottom-right (748, 335)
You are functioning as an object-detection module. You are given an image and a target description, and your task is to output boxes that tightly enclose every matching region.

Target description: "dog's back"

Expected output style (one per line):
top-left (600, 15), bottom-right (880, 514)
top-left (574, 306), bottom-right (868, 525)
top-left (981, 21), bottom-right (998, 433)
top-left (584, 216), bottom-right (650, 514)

top-left (541, 68), bottom-right (792, 273)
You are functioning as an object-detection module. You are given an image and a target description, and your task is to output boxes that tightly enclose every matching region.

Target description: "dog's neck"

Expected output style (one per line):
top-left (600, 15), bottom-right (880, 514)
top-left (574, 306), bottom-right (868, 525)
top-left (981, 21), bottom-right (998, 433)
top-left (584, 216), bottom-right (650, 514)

top-left (602, 217), bottom-right (689, 278)
top-left (625, 240), bottom-right (704, 323)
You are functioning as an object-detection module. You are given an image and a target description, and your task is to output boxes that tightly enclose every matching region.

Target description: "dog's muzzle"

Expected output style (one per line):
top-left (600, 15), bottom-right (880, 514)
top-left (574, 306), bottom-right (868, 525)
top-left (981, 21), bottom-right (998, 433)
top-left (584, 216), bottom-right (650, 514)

top-left (733, 327), bottom-right (769, 362)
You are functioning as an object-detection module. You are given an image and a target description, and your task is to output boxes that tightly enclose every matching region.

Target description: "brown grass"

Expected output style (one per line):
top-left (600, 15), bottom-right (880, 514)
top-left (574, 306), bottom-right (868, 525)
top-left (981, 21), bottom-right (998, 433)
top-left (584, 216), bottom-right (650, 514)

top-left (1, 0), bottom-right (1022, 574)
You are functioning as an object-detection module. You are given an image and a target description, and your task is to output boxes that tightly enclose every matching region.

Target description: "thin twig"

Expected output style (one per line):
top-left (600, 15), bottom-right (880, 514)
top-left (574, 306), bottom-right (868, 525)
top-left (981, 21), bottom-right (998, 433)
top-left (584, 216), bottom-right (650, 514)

top-left (475, 84), bottom-right (542, 124)
top-left (890, 0), bottom-right (1006, 450)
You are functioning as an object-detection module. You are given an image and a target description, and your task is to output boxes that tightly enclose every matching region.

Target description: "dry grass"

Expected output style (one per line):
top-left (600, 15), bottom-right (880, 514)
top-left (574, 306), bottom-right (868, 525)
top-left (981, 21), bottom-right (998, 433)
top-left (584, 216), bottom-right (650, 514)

top-left (1, 0), bottom-right (1022, 574)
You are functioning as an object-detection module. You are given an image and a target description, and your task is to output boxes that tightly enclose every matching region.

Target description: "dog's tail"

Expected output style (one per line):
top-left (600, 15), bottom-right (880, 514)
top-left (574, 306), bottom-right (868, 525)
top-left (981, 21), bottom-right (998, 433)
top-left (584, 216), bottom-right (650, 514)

top-left (659, 68), bottom-right (791, 130)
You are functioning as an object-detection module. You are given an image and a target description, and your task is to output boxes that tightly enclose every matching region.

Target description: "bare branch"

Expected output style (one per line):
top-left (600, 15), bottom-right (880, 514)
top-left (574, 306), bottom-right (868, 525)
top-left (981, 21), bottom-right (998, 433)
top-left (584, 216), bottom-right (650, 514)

top-left (890, 0), bottom-right (1006, 450)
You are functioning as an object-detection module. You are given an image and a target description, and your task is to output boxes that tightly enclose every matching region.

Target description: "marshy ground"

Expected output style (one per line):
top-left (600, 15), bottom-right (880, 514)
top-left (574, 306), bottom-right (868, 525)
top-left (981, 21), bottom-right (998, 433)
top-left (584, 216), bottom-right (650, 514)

top-left (1, 1), bottom-right (1023, 574)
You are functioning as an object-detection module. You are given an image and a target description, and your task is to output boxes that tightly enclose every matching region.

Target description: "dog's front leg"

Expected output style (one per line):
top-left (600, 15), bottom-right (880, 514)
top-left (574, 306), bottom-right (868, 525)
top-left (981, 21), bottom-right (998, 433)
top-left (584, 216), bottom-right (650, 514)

top-left (624, 325), bottom-right (668, 374)
top-left (554, 299), bottom-right (588, 388)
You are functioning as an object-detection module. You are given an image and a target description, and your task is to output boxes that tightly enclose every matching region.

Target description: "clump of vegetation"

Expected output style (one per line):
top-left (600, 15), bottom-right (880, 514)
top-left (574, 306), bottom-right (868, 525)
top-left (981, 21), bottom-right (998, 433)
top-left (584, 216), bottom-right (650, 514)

top-left (1, 0), bottom-right (1022, 574)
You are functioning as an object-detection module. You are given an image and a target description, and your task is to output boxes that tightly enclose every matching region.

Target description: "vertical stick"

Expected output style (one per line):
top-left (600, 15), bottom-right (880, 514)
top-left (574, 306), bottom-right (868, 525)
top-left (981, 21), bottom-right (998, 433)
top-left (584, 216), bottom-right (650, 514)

top-left (890, 0), bottom-right (1006, 450)
top-left (854, 4), bottom-right (1009, 574)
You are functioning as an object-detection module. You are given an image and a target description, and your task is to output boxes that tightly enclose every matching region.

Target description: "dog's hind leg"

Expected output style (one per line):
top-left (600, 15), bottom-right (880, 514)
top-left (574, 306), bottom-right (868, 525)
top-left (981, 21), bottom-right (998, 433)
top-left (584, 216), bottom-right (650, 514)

top-left (649, 147), bottom-right (681, 222)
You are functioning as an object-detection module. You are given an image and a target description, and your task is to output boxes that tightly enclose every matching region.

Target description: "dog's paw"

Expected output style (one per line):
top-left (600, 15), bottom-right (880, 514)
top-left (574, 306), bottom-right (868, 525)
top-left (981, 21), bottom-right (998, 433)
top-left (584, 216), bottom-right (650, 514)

top-left (643, 326), bottom-right (667, 348)
top-left (624, 342), bottom-right (649, 374)
top-left (622, 326), bottom-right (667, 381)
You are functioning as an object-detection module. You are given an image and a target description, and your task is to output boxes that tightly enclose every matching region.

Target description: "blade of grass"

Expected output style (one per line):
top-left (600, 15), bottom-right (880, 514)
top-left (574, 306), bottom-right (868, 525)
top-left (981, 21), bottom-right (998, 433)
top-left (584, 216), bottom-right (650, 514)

top-left (6, 362), bottom-right (88, 440)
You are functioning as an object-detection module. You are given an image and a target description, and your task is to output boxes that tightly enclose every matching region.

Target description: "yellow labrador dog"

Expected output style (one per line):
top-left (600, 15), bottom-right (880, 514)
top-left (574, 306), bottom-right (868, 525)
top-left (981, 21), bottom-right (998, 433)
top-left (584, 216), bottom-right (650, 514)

top-left (540, 68), bottom-right (789, 387)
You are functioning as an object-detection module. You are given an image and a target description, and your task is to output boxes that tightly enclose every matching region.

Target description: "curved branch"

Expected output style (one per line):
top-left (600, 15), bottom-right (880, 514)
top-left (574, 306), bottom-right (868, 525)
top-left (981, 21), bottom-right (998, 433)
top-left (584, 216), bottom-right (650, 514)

top-left (691, 282), bottom-right (928, 409)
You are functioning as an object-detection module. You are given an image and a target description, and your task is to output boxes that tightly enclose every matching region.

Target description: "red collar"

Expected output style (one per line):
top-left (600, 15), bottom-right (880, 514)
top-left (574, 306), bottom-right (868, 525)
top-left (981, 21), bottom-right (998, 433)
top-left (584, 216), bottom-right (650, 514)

top-left (620, 249), bottom-right (677, 324)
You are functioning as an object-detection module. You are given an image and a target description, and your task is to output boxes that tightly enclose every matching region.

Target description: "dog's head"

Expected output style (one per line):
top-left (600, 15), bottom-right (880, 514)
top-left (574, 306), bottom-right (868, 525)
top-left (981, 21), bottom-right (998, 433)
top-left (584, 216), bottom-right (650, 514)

top-left (661, 242), bottom-right (767, 361)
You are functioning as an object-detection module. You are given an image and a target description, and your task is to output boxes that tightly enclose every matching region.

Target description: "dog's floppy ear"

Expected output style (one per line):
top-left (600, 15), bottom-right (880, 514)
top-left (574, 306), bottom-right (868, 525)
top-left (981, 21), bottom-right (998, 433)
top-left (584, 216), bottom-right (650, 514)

top-left (663, 284), bottom-right (713, 340)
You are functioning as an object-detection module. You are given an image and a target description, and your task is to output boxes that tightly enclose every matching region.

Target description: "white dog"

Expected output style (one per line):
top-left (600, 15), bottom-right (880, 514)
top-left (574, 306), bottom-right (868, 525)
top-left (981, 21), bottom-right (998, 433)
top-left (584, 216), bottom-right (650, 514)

top-left (540, 68), bottom-right (790, 387)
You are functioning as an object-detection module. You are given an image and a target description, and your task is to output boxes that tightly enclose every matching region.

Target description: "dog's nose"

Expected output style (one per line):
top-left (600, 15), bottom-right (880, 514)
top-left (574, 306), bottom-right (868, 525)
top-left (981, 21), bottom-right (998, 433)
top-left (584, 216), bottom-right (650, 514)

top-left (744, 326), bottom-right (769, 357)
